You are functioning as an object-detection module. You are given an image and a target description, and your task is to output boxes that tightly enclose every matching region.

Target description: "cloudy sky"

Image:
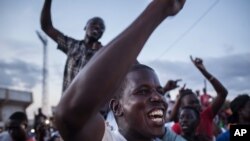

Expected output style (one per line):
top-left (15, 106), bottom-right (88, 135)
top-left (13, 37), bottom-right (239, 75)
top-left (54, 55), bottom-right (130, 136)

top-left (1, 0), bottom-right (249, 118)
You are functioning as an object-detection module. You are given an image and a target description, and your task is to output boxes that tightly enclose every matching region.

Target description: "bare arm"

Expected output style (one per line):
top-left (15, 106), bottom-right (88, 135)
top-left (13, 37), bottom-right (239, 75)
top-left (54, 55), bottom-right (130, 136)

top-left (55, 1), bottom-right (186, 141)
top-left (167, 84), bottom-right (186, 122)
top-left (190, 56), bottom-right (228, 116)
top-left (163, 79), bottom-right (181, 93)
top-left (167, 95), bottom-right (182, 122)
top-left (163, 79), bottom-right (181, 122)
top-left (40, 0), bottom-right (63, 42)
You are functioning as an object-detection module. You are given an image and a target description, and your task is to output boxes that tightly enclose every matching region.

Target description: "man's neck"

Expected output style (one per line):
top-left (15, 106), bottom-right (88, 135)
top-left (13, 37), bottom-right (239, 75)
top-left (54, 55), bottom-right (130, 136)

top-left (84, 37), bottom-right (98, 48)
top-left (182, 133), bottom-right (196, 141)
top-left (119, 129), bottom-right (154, 141)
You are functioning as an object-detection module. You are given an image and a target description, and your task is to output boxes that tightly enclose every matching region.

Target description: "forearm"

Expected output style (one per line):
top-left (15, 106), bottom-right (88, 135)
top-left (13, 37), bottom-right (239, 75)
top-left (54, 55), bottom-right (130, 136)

top-left (40, 0), bottom-right (62, 42)
top-left (168, 96), bottom-right (181, 122)
top-left (163, 87), bottom-right (171, 93)
top-left (58, 1), bottom-right (172, 122)
top-left (41, 0), bottom-right (53, 31)
top-left (199, 68), bottom-right (228, 98)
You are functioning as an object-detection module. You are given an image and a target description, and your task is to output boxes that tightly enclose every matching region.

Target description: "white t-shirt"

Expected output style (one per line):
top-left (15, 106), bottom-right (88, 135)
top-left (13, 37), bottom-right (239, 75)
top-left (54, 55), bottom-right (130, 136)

top-left (102, 124), bottom-right (126, 141)
top-left (161, 128), bottom-right (187, 141)
top-left (106, 111), bottom-right (118, 131)
top-left (0, 131), bottom-right (12, 141)
top-left (101, 123), bottom-right (186, 141)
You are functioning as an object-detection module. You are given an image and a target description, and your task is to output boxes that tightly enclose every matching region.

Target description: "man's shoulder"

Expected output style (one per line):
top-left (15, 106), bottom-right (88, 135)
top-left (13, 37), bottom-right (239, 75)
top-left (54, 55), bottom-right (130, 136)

top-left (0, 131), bottom-right (10, 136)
top-left (162, 127), bottom-right (186, 141)
top-left (0, 131), bottom-right (12, 141)
top-left (57, 34), bottom-right (82, 46)
top-left (102, 123), bottom-right (127, 141)
top-left (216, 130), bottom-right (230, 141)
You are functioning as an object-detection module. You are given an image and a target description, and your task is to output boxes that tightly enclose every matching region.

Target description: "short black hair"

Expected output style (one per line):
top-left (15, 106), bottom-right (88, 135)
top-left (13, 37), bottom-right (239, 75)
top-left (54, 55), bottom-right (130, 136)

top-left (230, 94), bottom-right (250, 114)
top-left (228, 94), bottom-right (250, 123)
top-left (88, 17), bottom-right (104, 22)
top-left (8, 111), bottom-right (28, 129)
top-left (113, 63), bottom-right (154, 99)
top-left (9, 111), bottom-right (28, 122)
top-left (180, 88), bottom-right (196, 100)
top-left (179, 106), bottom-right (200, 120)
top-left (129, 63), bottom-right (154, 73)
top-left (86, 17), bottom-right (105, 28)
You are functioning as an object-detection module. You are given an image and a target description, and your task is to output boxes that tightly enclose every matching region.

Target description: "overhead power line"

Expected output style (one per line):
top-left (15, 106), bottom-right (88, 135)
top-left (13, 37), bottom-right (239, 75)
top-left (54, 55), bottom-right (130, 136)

top-left (152, 0), bottom-right (220, 62)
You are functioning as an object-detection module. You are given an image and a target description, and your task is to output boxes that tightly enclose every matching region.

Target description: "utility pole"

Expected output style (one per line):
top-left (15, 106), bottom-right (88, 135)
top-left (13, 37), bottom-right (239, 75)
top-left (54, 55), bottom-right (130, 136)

top-left (204, 79), bottom-right (207, 93)
top-left (36, 31), bottom-right (49, 116)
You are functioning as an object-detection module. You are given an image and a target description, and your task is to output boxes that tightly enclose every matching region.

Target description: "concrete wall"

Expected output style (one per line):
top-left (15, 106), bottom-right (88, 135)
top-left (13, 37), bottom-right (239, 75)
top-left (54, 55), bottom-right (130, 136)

top-left (0, 87), bottom-right (33, 128)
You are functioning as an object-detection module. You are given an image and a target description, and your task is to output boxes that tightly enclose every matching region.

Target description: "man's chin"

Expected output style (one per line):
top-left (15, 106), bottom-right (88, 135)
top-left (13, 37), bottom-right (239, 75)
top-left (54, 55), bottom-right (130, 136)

top-left (91, 35), bottom-right (101, 40)
top-left (149, 127), bottom-right (165, 138)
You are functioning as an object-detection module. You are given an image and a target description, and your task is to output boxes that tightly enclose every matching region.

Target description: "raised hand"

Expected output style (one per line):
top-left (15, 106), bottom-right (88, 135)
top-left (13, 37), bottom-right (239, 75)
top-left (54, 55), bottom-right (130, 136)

top-left (190, 55), bottom-right (206, 70)
top-left (179, 83), bottom-right (186, 92)
top-left (163, 79), bottom-right (182, 92)
top-left (155, 0), bottom-right (186, 16)
top-left (189, 56), bottom-right (228, 129)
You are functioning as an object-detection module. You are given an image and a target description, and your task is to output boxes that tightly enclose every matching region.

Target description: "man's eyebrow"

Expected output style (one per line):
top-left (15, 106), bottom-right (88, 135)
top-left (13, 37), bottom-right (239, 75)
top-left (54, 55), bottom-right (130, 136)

top-left (133, 85), bottom-right (150, 91)
top-left (137, 84), bottom-right (151, 88)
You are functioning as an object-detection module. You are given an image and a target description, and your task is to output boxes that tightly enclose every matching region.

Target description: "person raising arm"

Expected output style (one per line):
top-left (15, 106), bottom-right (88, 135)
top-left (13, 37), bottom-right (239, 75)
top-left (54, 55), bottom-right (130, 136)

top-left (190, 56), bottom-right (228, 116)
top-left (41, 0), bottom-right (105, 92)
top-left (171, 56), bottom-right (228, 140)
top-left (54, 0), bottom-right (185, 141)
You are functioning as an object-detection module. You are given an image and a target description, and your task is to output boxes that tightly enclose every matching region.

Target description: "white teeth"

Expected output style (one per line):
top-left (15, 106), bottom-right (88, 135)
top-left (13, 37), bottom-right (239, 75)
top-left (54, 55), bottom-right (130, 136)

top-left (149, 109), bottom-right (163, 117)
top-left (148, 109), bottom-right (164, 124)
top-left (92, 30), bottom-right (98, 35)
top-left (151, 117), bottom-right (163, 122)
top-left (181, 126), bottom-right (188, 129)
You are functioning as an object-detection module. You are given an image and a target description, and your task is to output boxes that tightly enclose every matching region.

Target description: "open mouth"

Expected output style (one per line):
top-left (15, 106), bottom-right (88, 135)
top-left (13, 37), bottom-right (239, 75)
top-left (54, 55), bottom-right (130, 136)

top-left (180, 123), bottom-right (189, 131)
top-left (92, 29), bottom-right (101, 36)
top-left (92, 30), bottom-right (98, 36)
top-left (148, 109), bottom-right (164, 125)
top-left (181, 125), bottom-right (188, 129)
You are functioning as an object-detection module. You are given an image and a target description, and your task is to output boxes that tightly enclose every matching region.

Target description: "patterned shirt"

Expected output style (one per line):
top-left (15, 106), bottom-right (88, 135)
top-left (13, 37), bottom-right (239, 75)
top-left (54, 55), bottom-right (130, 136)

top-left (57, 34), bottom-right (101, 92)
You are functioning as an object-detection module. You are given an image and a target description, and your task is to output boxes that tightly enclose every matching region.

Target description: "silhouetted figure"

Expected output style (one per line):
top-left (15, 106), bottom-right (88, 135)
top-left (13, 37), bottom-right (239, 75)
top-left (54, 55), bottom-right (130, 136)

top-left (179, 106), bottom-right (210, 141)
top-left (216, 94), bottom-right (250, 141)
top-left (41, 0), bottom-right (105, 92)
top-left (53, 0), bottom-right (186, 140)
top-left (0, 112), bottom-right (36, 141)
top-left (34, 108), bottom-right (48, 141)
top-left (170, 56), bottom-right (228, 140)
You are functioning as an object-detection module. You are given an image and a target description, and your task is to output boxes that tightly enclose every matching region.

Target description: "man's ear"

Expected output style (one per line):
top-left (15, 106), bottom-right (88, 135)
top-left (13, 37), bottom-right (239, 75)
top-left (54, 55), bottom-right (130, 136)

top-left (110, 99), bottom-right (123, 117)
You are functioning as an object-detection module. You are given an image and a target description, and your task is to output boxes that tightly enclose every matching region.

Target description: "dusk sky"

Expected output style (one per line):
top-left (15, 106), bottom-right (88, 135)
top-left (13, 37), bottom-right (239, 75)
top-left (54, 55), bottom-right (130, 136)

top-left (1, 0), bottom-right (249, 118)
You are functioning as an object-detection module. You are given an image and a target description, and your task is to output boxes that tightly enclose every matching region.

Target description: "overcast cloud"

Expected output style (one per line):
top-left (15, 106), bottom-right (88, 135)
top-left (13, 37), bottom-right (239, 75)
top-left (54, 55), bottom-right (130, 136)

top-left (148, 53), bottom-right (250, 98)
top-left (0, 59), bottom-right (41, 89)
top-left (0, 0), bottom-right (249, 116)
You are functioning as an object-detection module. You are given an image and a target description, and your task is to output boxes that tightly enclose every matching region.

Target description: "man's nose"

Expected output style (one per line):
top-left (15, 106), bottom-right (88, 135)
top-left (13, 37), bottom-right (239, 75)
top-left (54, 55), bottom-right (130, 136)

top-left (95, 24), bottom-right (104, 31)
top-left (150, 89), bottom-right (163, 102)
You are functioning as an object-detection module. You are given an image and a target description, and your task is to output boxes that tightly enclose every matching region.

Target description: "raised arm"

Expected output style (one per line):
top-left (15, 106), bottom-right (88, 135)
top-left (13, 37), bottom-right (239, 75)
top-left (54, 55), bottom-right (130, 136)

top-left (40, 0), bottom-right (63, 42)
top-left (190, 56), bottom-right (228, 116)
top-left (163, 79), bottom-right (181, 93)
top-left (167, 84), bottom-right (186, 122)
top-left (55, 1), bottom-right (185, 140)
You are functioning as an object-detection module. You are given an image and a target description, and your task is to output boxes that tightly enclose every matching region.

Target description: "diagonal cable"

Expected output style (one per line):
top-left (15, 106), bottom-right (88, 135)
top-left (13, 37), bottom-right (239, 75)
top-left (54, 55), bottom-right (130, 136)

top-left (152, 0), bottom-right (220, 62)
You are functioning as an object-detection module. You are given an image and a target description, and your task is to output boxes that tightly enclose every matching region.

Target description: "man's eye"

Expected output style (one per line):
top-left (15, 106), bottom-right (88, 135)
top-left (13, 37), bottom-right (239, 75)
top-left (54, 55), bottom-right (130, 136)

top-left (137, 89), bottom-right (150, 95)
top-left (157, 88), bottom-right (164, 95)
top-left (179, 115), bottom-right (184, 120)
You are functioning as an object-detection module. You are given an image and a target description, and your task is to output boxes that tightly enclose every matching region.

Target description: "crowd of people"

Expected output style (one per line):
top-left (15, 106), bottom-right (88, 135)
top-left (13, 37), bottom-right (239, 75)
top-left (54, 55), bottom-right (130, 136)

top-left (0, 0), bottom-right (249, 141)
top-left (0, 110), bottom-right (63, 141)
top-left (0, 93), bottom-right (249, 141)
